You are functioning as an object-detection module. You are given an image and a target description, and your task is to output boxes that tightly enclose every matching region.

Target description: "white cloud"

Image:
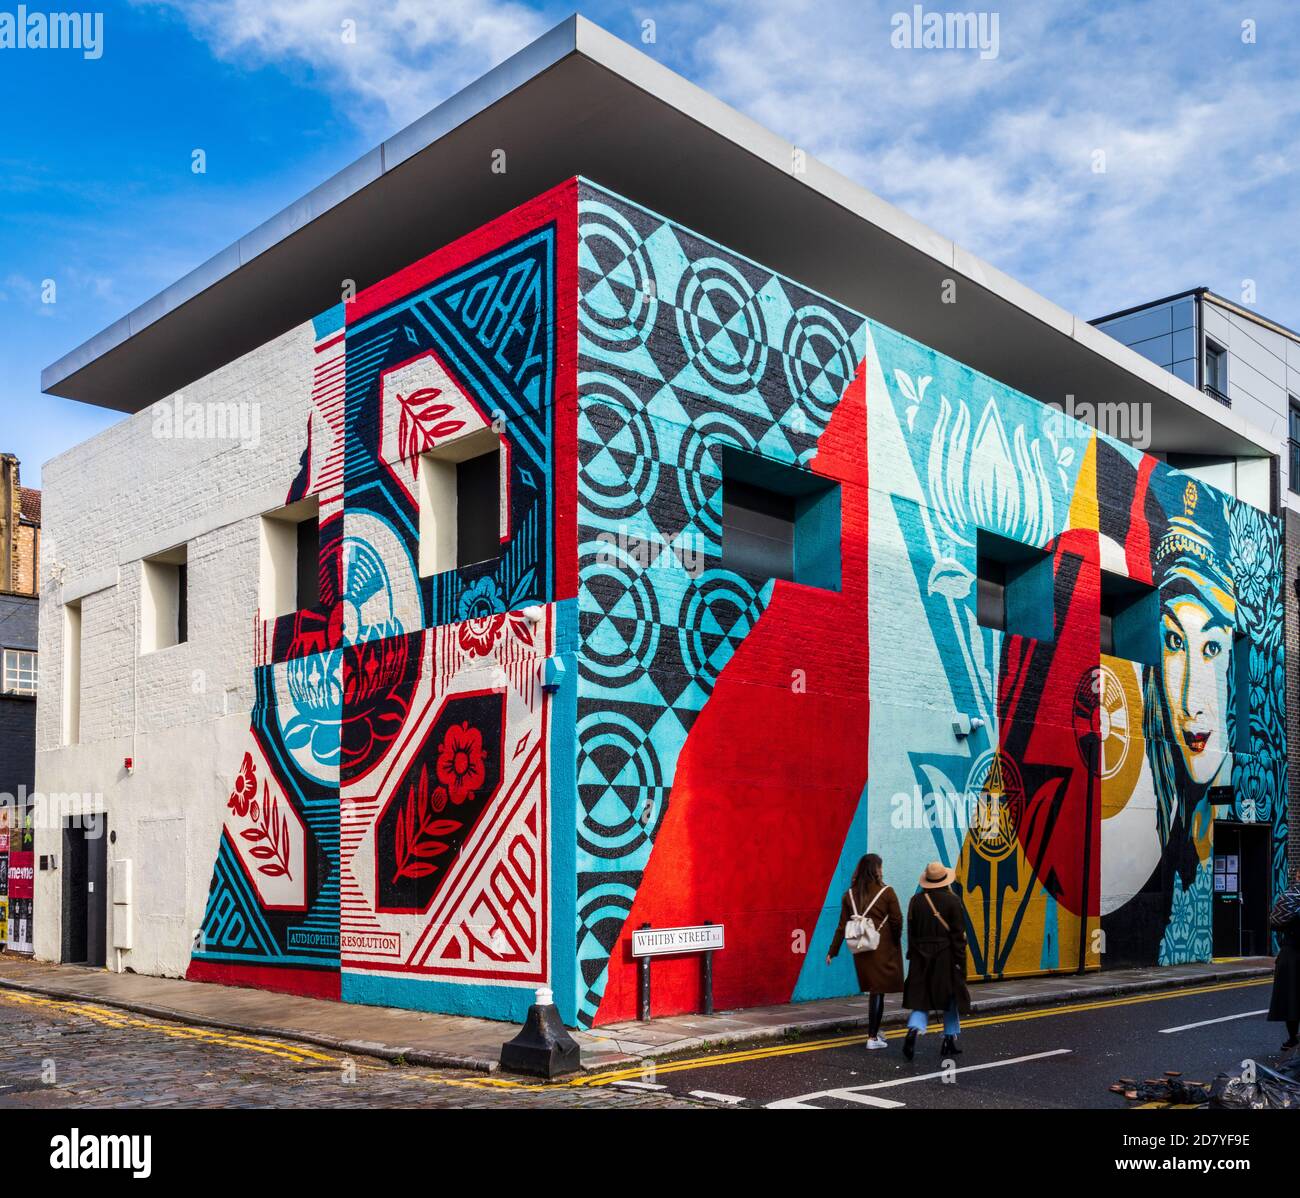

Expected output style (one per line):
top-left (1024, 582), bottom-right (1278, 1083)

top-left (672, 0), bottom-right (1300, 321)
top-left (135, 0), bottom-right (550, 132)
top-left (130, 0), bottom-right (1300, 323)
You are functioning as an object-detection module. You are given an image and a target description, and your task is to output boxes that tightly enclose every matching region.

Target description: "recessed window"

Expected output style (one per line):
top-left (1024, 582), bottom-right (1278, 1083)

top-left (1100, 571), bottom-right (1158, 665)
top-left (976, 530), bottom-right (1053, 641)
top-left (1233, 632), bottom-right (1251, 753)
top-left (141, 545), bottom-right (188, 652)
top-left (2, 648), bottom-right (36, 696)
top-left (418, 429), bottom-right (505, 577)
top-left (720, 449), bottom-right (841, 591)
top-left (297, 516), bottom-right (320, 610)
top-left (260, 497), bottom-right (320, 618)
top-left (724, 479), bottom-right (795, 581)
top-left (63, 601), bottom-right (81, 745)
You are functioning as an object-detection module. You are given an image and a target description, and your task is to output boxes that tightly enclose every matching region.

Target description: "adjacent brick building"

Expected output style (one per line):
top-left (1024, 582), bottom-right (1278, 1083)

top-left (1, 452), bottom-right (39, 954)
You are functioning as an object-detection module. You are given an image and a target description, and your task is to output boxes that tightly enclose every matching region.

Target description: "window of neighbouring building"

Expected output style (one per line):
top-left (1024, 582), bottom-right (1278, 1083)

top-left (2, 648), bottom-right (36, 695)
top-left (418, 429), bottom-right (504, 576)
top-left (141, 545), bottom-right (188, 653)
top-left (260, 497), bottom-right (320, 618)
top-left (1100, 570), bottom-right (1158, 665)
top-left (1204, 339), bottom-right (1228, 402)
top-left (1288, 398), bottom-right (1300, 495)
top-left (975, 529), bottom-right (1053, 641)
top-left (720, 448), bottom-right (841, 591)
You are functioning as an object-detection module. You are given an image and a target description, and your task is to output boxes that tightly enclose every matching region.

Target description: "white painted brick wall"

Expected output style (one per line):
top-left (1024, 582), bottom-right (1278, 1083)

top-left (35, 318), bottom-right (320, 972)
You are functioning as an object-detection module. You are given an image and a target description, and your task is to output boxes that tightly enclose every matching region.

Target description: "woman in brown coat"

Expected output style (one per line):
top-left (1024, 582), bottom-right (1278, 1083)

top-left (902, 861), bottom-right (972, 1061)
top-left (826, 853), bottom-right (904, 1048)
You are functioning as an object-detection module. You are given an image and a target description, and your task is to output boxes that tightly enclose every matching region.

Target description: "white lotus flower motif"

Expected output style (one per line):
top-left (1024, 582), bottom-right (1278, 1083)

top-left (926, 394), bottom-right (1054, 551)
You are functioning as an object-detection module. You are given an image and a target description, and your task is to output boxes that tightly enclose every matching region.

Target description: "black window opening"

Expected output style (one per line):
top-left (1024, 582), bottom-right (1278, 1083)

top-left (176, 562), bottom-right (188, 645)
top-left (1233, 632), bottom-right (1251, 753)
top-left (1099, 570), bottom-right (1157, 664)
top-left (723, 479), bottom-right (796, 582)
top-left (720, 449), bottom-right (841, 591)
top-left (1289, 399), bottom-right (1300, 496)
top-left (976, 554), bottom-right (1007, 631)
top-left (975, 530), bottom-right (1053, 641)
top-left (457, 449), bottom-right (501, 569)
top-left (296, 516), bottom-right (320, 609)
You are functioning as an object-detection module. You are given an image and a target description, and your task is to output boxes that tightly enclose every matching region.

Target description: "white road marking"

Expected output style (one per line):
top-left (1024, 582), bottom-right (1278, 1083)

top-left (830, 1092), bottom-right (907, 1108)
top-left (1159, 1009), bottom-right (1267, 1034)
top-left (611, 1080), bottom-right (667, 1091)
top-left (766, 1049), bottom-right (1072, 1108)
top-left (688, 1090), bottom-right (748, 1105)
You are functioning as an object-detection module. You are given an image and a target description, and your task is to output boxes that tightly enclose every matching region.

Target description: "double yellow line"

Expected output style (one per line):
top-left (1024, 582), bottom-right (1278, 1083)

top-left (0, 989), bottom-right (342, 1067)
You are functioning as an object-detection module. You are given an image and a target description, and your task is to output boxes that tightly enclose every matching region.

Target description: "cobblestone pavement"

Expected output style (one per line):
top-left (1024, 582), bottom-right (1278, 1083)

top-left (0, 991), bottom-right (715, 1110)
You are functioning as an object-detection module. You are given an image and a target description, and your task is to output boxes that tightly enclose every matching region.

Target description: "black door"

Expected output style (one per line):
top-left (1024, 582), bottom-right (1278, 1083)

top-left (1212, 822), bottom-right (1272, 959)
top-left (1239, 824), bottom-right (1272, 957)
top-left (62, 819), bottom-right (107, 967)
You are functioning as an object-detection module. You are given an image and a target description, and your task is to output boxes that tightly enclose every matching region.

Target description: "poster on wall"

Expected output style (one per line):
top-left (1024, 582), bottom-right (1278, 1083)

top-left (0, 897), bottom-right (7, 945)
top-left (7, 899), bottom-right (31, 954)
top-left (6, 843), bottom-right (33, 953)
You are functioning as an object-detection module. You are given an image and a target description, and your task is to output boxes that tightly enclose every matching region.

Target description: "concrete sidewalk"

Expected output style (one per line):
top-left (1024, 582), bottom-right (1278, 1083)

top-left (0, 953), bottom-right (1273, 1075)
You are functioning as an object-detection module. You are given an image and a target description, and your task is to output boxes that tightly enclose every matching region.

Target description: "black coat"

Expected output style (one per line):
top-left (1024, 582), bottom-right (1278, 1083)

top-left (1267, 907), bottom-right (1300, 1025)
top-left (902, 886), bottom-right (972, 1015)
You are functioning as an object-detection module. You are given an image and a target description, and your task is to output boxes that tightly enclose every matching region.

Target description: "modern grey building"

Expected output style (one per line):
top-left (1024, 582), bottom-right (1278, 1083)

top-left (1093, 289), bottom-right (1300, 507)
top-left (1095, 289), bottom-right (1300, 880)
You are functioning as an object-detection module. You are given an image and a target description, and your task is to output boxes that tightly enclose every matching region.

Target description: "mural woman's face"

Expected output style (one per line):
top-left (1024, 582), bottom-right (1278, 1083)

top-left (1160, 596), bottom-right (1231, 786)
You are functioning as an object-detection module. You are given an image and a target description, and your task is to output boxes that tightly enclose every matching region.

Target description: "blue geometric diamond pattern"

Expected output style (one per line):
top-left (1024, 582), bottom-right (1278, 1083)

top-left (572, 182), bottom-right (866, 1024)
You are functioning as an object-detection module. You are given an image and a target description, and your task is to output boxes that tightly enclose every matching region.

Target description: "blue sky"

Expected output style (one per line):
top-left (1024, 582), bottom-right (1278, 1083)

top-left (3, 0), bottom-right (1298, 485)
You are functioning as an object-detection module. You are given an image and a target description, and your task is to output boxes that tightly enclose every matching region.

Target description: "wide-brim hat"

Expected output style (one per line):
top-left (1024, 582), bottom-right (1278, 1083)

top-left (919, 861), bottom-right (955, 889)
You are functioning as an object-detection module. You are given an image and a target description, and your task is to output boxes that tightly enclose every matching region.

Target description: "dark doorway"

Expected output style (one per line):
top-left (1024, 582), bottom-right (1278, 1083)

top-left (62, 817), bottom-right (107, 966)
top-left (1212, 821), bottom-right (1272, 958)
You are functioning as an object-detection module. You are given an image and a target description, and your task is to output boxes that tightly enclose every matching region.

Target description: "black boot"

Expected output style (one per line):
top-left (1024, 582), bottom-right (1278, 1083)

top-left (941, 1034), bottom-right (961, 1057)
top-left (903, 1028), bottom-right (917, 1061)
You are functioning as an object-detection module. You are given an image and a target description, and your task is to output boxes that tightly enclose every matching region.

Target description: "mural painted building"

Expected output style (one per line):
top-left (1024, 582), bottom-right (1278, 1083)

top-left (35, 175), bottom-right (1286, 1027)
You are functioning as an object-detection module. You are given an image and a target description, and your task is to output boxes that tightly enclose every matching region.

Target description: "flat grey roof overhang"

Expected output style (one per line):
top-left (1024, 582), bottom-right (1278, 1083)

top-left (43, 15), bottom-right (1272, 460)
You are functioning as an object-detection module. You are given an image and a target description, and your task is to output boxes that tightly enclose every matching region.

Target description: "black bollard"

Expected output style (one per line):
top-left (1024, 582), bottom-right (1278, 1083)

top-left (499, 986), bottom-right (582, 1079)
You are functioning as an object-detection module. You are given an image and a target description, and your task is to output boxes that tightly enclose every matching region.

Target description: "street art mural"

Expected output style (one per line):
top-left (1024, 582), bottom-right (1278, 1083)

top-left (189, 184), bottom-right (577, 1020)
top-left (187, 179), bottom-right (1286, 1025)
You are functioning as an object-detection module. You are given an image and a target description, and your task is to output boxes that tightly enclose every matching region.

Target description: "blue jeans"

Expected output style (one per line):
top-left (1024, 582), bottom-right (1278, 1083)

top-left (907, 1000), bottom-right (960, 1036)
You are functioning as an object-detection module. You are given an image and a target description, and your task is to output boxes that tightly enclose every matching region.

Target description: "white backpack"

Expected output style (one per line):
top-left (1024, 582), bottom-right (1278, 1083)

top-left (844, 886), bottom-right (890, 953)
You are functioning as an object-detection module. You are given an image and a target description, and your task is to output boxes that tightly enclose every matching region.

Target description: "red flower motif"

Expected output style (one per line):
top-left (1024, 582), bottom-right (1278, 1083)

top-left (228, 751), bottom-right (257, 817)
top-left (436, 722), bottom-right (486, 803)
top-left (458, 614), bottom-right (505, 658)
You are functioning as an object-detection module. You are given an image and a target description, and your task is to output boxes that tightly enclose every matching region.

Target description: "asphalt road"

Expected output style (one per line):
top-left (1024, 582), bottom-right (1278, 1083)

top-left (602, 977), bottom-right (1292, 1109)
top-left (0, 989), bottom-right (710, 1110)
top-left (1, 977), bottom-right (1289, 1111)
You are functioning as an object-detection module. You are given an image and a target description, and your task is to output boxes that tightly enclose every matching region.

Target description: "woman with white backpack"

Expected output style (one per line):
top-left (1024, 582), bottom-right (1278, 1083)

top-left (825, 853), bottom-right (904, 1049)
